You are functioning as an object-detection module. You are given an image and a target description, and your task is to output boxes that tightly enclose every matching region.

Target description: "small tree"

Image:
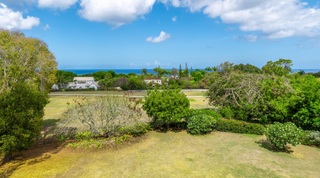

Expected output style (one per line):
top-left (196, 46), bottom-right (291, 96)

top-left (265, 122), bottom-right (304, 151)
top-left (143, 88), bottom-right (190, 130)
top-left (0, 83), bottom-right (48, 163)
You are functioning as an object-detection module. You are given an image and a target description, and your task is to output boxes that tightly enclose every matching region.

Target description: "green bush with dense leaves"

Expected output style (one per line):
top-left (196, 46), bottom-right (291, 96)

top-left (143, 88), bottom-right (190, 129)
top-left (265, 122), bottom-right (304, 150)
top-left (302, 131), bottom-right (320, 147)
top-left (216, 119), bottom-right (265, 135)
top-left (187, 114), bottom-right (218, 135)
top-left (189, 109), bottom-right (221, 118)
top-left (0, 83), bottom-right (48, 163)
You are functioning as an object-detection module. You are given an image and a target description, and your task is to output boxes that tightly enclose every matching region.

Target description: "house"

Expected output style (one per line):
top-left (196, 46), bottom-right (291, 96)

top-left (144, 78), bottom-right (162, 85)
top-left (67, 77), bottom-right (99, 90)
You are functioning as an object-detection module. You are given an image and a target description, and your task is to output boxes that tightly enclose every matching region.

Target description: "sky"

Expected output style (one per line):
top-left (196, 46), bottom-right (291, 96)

top-left (0, 0), bottom-right (320, 69)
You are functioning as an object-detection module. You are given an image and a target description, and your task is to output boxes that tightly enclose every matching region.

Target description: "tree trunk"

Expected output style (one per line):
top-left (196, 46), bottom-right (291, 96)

top-left (2, 153), bottom-right (12, 164)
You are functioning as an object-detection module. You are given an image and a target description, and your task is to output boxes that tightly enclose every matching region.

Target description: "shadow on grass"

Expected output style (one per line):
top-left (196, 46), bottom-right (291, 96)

top-left (256, 139), bottom-right (293, 153)
top-left (1, 119), bottom-right (64, 177)
top-left (0, 141), bottom-right (66, 177)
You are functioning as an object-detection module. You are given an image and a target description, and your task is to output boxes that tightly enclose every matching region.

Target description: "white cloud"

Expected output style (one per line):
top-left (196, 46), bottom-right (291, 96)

top-left (42, 24), bottom-right (50, 30)
top-left (0, 3), bottom-right (40, 30)
top-left (146, 31), bottom-right (171, 43)
top-left (78, 0), bottom-right (156, 27)
top-left (38, 0), bottom-right (78, 10)
top-left (160, 0), bottom-right (320, 39)
top-left (172, 16), bottom-right (177, 22)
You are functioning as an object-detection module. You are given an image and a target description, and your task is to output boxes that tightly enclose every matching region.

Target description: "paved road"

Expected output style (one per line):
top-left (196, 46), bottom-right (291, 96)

top-left (49, 89), bottom-right (208, 98)
top-left (49, 93), bottom-right (206, 98)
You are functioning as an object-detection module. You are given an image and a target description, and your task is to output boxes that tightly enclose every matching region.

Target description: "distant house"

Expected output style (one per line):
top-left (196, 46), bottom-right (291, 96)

top-left (51, 84), bottom-right (59, 90)
top-left (144, 78), bottom-right (162, 86)
top-left (67, 77), bottom-right (99, 90)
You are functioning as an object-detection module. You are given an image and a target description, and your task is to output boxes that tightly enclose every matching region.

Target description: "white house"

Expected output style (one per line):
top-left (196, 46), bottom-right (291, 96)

top-left (67, 77), bottom-right (99, 90)
top-left (144, 78), bottom-right (162, 85)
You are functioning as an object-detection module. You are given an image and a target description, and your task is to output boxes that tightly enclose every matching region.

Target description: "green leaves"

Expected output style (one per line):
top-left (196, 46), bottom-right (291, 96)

top-left (0, 83), bottom-right (47, 156)
top-left (265, 122), bottom-right (304, 150)
top-left (143, 88), bottom-right (190, 128)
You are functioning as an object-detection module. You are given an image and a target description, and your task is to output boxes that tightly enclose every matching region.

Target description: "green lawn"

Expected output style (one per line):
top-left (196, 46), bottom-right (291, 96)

top-left (2, 131), bottom-right (320, 178)
top-left (2, 93), bottom-right (320, 177)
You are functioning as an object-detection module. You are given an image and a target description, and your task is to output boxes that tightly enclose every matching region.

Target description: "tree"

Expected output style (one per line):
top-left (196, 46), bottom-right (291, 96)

top-left (0, 83), bottom-right (48, 163)
top-left (179, 64), bottom-right (182, 78)
top-left (141, 68), bottom-right (148, 76)
top-left (56, 70), bottom-right (77, 88)
top-left (143, 88), bottom-right (190, 129)
top-left (234, 63), bottom-right (261, 74)
top-left (153, 66), bottom-right (167, 78)
top-left (0, 30), bottom-right (57, 93)
top-left (0, 30), bottom-right (56, 163)
top-left (184, 63), bottom-right (189, 77)
top-left (262, 59), bottom-right (292, 76)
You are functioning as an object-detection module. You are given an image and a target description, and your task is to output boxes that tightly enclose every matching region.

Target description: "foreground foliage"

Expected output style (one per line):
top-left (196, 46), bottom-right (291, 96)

top-left (265, 122), bottom-right (304, 150)
top-left (0, 84), bottom-right (48, 162)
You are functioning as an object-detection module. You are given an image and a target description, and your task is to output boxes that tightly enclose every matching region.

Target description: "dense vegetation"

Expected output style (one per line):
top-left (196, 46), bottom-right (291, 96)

top-left (0, 30), bottom-right (57, 163)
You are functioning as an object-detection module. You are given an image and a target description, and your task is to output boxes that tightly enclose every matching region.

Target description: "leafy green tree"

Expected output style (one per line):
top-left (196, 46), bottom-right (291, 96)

top-left (289, 74), bottom-right (320, 130)
top-left (0, 83), bottom-right (48, 163)
top-left (262, 59), bottom-right (292, 76)
top-left (191, 69), bottom-right (206, 82)
top-left (141, 68), bottom-right (148, 76)
top-left (143, 88), bottom-right (190, 129)
top-left (153, 66), bottom-right (168, 78)
top-left (56, 70), bottom-right (77, 88)
top-left (0, 30), bottom-right (57, 93)
top-left (234, 63), bottom-right (261, 74)
top-left (179, 64), bottom-right (182, 78)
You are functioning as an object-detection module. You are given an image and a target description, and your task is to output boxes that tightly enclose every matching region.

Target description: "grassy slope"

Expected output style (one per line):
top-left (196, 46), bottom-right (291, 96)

top-left (2, 91), bottom-right (320, 177)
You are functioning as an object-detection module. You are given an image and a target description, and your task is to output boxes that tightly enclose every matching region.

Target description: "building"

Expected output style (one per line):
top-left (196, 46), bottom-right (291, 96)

top-left (144, 78), bottom-right (162, 86)
top-left (67, 77), bottom-right (99, 90)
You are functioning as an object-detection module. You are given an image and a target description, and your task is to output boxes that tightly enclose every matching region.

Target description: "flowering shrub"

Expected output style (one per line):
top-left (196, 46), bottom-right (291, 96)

top-left (265, 122), bottom-right (304, 150)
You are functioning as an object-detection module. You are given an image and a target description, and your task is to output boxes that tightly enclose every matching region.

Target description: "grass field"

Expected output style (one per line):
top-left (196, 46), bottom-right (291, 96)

top-left (2, 131), bottom-right (320, 178)
top-left (1, 91), bottom-right (320, 177)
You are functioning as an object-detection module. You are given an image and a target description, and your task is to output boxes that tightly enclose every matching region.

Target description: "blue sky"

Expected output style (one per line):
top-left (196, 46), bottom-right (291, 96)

top-left (1, 0), bottom-right (320, 69)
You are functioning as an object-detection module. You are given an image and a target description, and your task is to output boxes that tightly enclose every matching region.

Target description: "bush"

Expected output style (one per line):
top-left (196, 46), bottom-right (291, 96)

top-left (302, 131), bottom-right (320, 147)
top-left (216, 119), bottom-right (265, 135)
top-left (143, 88), bottom-right (190, 130)
top-left (118, 123), bottom-right (152, 137)
top-left (189, 109), bottom-right (221, 118)
top-left (265, 122), bottom-right (304, 150)
top-left (75, 131), bottom-right (93, 141)
top-left (187, 114), bottom-right (217, 135)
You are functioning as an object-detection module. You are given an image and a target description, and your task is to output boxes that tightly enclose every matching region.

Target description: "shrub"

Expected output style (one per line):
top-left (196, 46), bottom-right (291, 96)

top-left (189, 109), bottom-right (221, 118)
top-left (302, 131), bottom-right (320, 147)
top-left (118, 123), bottom-right (151, 137)
top-left (57, 95), bottom-right (146, 138)
top-left (75, 131), bottom-right (93, 141)
top-left (143, 88), bottom-right (190, 130)
top-left (187, 114), bottom-right (217, 135)
top-left (216, 119), bottom-right (265, 135)
top-left (265, 122), bottom-right (304, 150)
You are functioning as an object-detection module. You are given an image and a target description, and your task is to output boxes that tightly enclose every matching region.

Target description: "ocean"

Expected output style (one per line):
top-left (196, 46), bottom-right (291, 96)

top-left (61, 69), bottom-right (320, 75)
top-left (61, 69), bottom-right (156, 75)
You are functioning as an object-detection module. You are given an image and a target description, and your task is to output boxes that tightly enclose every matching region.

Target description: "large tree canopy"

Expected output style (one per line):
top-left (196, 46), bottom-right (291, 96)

top-left (0, 30), bottom-right (57, 163)
top-left (0, 30), bottom-right (57, 93)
